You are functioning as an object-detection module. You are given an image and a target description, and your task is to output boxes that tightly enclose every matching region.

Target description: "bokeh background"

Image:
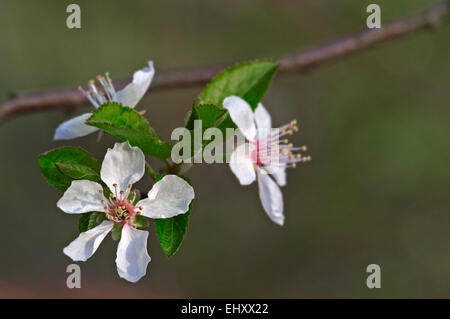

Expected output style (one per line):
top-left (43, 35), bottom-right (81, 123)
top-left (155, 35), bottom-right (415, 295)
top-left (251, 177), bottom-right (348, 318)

top-left (0, 0), bottom-right (449, 298)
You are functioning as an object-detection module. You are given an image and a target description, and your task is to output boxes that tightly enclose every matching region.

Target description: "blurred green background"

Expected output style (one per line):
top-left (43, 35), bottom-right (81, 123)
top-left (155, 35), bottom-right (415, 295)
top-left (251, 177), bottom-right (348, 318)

top-left (0, 0), bottom-right (449, 298)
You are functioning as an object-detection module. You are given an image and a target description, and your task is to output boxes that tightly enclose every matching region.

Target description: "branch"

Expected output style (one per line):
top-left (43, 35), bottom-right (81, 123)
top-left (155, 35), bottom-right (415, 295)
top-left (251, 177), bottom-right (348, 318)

top-left (1, 1), bottom-right (448, 122)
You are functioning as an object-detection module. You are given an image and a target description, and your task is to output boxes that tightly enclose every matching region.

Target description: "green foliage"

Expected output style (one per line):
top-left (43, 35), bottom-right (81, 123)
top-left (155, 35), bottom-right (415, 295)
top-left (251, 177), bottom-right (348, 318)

top-left (87, 102), bottom-right (172, 159)
top-left (198, 59), bottom-right (278, 109)
top-left (111, 223), bottom-right (123, 241)
top-left (38, 147), bottom-right (101, 191)
top-left (154, 175), bottom-right (193, 257)
top-left (183, 60), bottom-right (278, 160)
top-left (79, 212), bottom-right (103, 233)
top-left (154, 208), bottom-right (191, 257)
top-left (134, 215), bottom-right (149, 228)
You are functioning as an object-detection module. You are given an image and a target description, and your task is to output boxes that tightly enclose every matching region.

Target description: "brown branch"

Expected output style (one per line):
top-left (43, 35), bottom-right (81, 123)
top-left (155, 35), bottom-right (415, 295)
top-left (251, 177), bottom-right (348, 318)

top-left (1, 1), bottom-right (449, 122)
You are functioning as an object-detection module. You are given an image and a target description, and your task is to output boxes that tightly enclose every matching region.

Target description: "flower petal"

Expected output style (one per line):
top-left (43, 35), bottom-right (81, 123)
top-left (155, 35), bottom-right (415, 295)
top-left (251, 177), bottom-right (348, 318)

top-left (254, 103), bottom-right (272, 130)
top-left (63, 220), bottom-right (114, 262)
top-left (53, 113), bottom-right (98, 140)
top-left (115, 224), bottom-right (151, 283)
top-left (272, 167), bottom-right (287, 187)
top-left (116, 61), bottom-right (155, 108)
top-left (263, 164), bottom-right (287, 187)
top-left (257, 169), bottom-right (284, 226)
top-left (223, 96), bottom-right (257, 142)
top-left (100, 141), bottom-right (145, 193)
top-left (57, 180), bottom-right (106, 214)
top-left (137, 175), bottom-right (194, 219)
top-left (229, 143), bottom-right (256, 185)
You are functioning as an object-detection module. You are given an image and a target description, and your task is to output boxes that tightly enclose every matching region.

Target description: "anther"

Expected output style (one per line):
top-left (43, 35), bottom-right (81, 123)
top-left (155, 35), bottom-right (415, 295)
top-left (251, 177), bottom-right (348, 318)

top-left (301, 145), bottom-right (308, 151)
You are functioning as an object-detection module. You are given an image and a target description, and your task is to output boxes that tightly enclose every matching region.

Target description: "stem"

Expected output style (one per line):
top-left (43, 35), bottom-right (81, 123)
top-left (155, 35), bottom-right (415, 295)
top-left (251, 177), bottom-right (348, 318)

top-left (1, 1), bottom-right (448, 122)
top-left (145, 162), bottom-right (159, 181)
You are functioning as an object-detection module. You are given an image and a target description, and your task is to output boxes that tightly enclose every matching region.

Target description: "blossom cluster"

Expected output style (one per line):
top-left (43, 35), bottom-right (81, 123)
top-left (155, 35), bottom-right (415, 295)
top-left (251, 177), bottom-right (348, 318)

top-left (41, 60), bottom-right (310, 282)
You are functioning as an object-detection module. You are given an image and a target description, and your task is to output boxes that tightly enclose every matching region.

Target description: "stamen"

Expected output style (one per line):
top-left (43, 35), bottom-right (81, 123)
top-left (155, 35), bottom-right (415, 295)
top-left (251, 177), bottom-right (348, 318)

top-left (77, 72), bottom-right (119, 108)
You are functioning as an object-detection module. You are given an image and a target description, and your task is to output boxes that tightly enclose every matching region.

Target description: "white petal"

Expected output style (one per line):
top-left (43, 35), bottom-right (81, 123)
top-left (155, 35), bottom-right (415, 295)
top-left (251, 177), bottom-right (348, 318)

top-left (223, 96), bottom-right (257, 142)
top-left (53, 113), bottom-right (98, 140)
top-left (137, 175), bottom-right (194, 219)
top-left (229, 143), bottom-right (256, 185)
top-left (263, 164), bottom-right (287, 187)
top-left (100, 141), bottom-right (145, 193)
top-left (63, 221), bottom-right (114, 262)
top-left (254, 103), bottom-right (272, 130)
top-left (57, 180), bottom-right (106, 214)
top-left (116, 61), bottom-right (155, 108)
top-left (272, 167), bottom-right (287, 187)
top-left (115, 225), bottom-right (151, 283)
top-left (257, 169), bottom-right (284, 226)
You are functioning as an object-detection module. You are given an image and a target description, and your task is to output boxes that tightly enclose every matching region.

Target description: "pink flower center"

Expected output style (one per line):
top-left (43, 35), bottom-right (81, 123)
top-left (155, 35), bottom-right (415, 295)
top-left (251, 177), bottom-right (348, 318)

top-left (251, 120), bottom-right (311, 170)
top-left (99, 183), bottom-right (142, 226)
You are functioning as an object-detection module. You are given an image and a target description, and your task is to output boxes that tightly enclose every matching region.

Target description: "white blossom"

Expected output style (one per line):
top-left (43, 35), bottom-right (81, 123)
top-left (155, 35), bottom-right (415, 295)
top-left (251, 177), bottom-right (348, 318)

top-left (224, 96), bottom-right (310, 226)
top-left (57, 141), bottom-right (194, 282)
top-left (54, 61), bottom-right (155, 140)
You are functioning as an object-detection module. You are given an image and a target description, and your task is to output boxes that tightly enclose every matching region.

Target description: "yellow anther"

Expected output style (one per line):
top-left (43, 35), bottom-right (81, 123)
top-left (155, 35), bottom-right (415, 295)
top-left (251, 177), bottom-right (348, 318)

top-left (288, 152), bottom-right (294, 159)
top-left (128, 184), bottom-right (132, 188)
top-left (301, 145), bottom-right (308, 151)
top-left (113, 184), bottom-right (117, 187)
top-left (291, 163), bottom-right (297, 168)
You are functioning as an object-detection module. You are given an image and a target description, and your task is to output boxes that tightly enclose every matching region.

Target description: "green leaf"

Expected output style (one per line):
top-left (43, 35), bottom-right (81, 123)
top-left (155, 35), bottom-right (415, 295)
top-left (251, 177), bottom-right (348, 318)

top-left (198, 59), bottom-right (278, 110)
top-left (111, 224), bottom-right (123, 241)
top-left (134, 215), bottom-right (149, 229)
top-left (79, 212), bottom-right (102, 233)
top-left (154, 176), bottom-right (193, 257)
top-left (55, 162), bottom-right (100, 181)
top-left (154, 207), bottom-right (191, 257)
top-left (182, 60), bottom-right (278, 156)
top-left (38, 147), bottom-right (101, 191)
top-left (87, 102), bottom-right (172, 159)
